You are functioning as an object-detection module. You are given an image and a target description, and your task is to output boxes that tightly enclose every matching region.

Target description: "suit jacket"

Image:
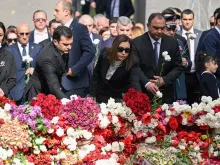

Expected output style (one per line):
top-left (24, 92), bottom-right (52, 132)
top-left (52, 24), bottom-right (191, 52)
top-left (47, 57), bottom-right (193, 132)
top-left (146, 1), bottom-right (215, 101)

top-left (201, 28), bottom-right (220, 77)
top-left (25, 43), bottom-right (68, 101)
top-left (95, 0), bottom-right (106, 14)
top-left (132, 32), bottom-right (183, 103)
top-left (101, 36), bottom-right (115, 51)
top-left (29, 29), bottom-right (51, 43)
top-left (61, 20), bottom-right (95, 91)
top-left (39, 38), bottom-right (51, 49)
top-left (7, 42), bottom-right (42, 101)
top-left (89, 53), bottom-right (139, 103)
top-left (0, 48), bottom-right (16, 96)
top-left (106, 0), bottom-right (134, 19)
top-left (196, 29), bottom-right (211, 55)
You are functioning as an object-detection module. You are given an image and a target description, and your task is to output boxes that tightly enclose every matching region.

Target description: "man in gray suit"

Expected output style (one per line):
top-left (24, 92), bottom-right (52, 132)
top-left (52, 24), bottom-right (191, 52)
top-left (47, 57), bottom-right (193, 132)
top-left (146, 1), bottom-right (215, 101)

top-left (177, 9), bottom-right (202, 104)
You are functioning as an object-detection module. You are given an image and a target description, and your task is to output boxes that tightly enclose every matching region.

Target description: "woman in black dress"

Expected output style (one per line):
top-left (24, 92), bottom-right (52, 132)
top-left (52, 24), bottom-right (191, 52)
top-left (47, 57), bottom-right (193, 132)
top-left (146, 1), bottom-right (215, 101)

top-left (0, 22), bottom-right (16, 97)
top-left (90, 34), bottom-right (140, 103)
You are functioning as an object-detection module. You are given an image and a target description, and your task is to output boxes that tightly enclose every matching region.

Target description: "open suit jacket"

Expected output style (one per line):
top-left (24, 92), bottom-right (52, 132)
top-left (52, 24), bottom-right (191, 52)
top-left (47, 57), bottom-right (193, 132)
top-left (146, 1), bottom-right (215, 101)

top-left (25, 43), bottom-right (68, 101)
top-left (0, 48), bottom-right (16, 96)
top-left (29, 29), bottom-right (51, 44)
top-left (89, 53), bottom-right (140, 103)
top-left (7, 42), bottom-right (42, 101)
top-left (132, 32), bottom-right (183, 103)
top-left (61, 20), bottom-right (95, 91)
top-left (106, 0), bottom-right (134, 19)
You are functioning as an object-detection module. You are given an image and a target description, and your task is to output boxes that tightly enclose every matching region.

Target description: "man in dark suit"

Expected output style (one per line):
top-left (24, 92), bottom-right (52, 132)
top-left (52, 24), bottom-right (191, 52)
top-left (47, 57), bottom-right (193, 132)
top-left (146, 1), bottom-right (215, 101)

top-left (201, 12), bottom-right (220, 87)
top-left (29, 10), bottom-right (51, 44)
top-left (54, 0), bottom-right (95, 97)
top-left (132, 13), bottom-right (183, 104)
top-left (7, 24), bottom-right (42, 104)
top-left (176, 9), bottom-right (202, 104)
top-left (39, 19), bottom-right (61, 48)
top-left (106, 0), bottom-right (134, 19)
top-left (25, 26), bottom-right (73, 101)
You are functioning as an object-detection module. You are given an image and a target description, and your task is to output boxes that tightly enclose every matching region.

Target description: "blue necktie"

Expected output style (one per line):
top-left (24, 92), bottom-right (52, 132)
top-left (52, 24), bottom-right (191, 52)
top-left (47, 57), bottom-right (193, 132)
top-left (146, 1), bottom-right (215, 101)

top-left (154, 41), bottom-right (159, 65)
top-left (22, 45), bottom-right (27, 57)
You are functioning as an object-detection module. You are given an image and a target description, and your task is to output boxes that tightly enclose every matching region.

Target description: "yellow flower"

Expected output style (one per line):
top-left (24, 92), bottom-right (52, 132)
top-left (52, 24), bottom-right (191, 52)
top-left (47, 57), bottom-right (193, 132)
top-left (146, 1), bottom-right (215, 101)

top-left (183, 111), bottom-right (192, 117)
top-left (201, 135), bottom-right (208, 140)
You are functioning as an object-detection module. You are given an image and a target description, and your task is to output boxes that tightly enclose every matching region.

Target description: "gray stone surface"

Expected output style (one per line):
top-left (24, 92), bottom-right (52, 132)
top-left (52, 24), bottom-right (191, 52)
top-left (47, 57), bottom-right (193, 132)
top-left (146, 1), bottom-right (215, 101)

top-left (0, 0), bottom-right (219, 31)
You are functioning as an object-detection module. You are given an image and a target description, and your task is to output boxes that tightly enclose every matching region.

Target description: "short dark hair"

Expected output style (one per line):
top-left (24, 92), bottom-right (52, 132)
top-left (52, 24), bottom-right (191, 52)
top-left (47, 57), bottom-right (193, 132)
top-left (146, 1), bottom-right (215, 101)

top-left (216, 12), bottom-right (220, 22)
top-left (53, 26), bottom-right (73, 42)
top-left (99, 27), bottom-right (109, 36)
top-left (214, 8), bottom-right (220, 17)
top-left (49, 19), bottom-right (61, 28)
top-left (0, 22), bottom-right (6, 47)
top-left (181, 9), bottom-right (194, 18)
top-left (148, 13), bottom-right (165, 25)
top-left (33, 10), bottom-right (47, 19)
top-left (106, 34), bottom-right (134, 70)
top-left (173, 7), bottom-right (182, 14)
top-left (109, 17), bottom-right (118, 25)
top-left (162, 8), bottom-right (176, 16)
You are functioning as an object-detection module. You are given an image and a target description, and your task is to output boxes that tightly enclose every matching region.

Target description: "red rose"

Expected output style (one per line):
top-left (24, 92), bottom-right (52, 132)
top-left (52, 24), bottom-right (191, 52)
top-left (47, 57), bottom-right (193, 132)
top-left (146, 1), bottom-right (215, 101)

top-left (142, 113), bottom-right (152, 124)
top-left (169, 117), bottom-right (179, 130)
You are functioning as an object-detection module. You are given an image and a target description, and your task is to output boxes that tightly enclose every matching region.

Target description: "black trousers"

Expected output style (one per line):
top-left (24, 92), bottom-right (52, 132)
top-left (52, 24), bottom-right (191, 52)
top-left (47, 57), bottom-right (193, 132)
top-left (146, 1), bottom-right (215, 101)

top-left (185, 72), bottom-right (200, 105)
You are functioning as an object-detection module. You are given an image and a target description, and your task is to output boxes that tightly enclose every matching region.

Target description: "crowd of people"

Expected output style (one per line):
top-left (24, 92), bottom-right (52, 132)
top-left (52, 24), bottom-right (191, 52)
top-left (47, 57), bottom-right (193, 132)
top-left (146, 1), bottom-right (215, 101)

top-left (0, 0), bottom-right (219, 106)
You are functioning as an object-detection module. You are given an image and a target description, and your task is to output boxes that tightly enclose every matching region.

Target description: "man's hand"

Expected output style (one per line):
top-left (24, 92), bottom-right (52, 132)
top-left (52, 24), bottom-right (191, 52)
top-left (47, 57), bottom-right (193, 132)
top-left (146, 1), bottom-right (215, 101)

top-left (150, 76), bottom-right (165, 87)
top-left (90, 2), bottom-right (96, 8)
top-left (25, 68), bottom-right (34, 75)
top-left (146, 83), bottom-right (158, 95)
top-left (0, 88), bottom-right (4, 96)
top-left (182, 57), bottom-right (188, 67)
top-left (66, 68), bottom-right (76, 77)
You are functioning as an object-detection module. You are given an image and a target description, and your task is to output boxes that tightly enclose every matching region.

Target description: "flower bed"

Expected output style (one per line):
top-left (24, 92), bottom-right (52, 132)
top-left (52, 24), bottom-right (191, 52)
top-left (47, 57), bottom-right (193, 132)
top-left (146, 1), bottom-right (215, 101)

top-left (0, 90), bottom-right (219, 165)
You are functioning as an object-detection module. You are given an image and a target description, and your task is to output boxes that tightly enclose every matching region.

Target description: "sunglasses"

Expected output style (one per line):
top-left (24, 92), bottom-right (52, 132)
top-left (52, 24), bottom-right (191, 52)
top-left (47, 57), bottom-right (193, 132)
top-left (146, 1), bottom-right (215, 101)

top-left (34, 18), bottom-right (47, 22)
top-left (19, 33), bottom-right (30, 36)
top-left (117, 47), bottom-right (130, 53)
top-left (7, 38), bottom-right (17, 43)
top-left (210, 22), bottom-right (215, 26)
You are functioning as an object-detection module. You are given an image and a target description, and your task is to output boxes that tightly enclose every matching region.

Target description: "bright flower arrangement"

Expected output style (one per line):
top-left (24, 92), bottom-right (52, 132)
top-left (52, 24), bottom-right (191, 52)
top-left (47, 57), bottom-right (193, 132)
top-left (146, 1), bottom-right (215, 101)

top-left (0, 89), bottom-right (219, 165)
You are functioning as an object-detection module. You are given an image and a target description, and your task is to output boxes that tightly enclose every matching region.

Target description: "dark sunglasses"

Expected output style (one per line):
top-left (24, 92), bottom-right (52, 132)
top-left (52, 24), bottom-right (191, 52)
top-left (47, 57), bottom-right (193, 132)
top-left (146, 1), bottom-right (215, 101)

top-left (19, 33), bottom-right (30, 36)
top-left (34, 18), bottom-right (47, 22)
top-left (210, 22), bottom-right (215, 26)
top-left (117, 47), bottom-right (130, 53)
top-left (7, 38), bottom-right (17, 43)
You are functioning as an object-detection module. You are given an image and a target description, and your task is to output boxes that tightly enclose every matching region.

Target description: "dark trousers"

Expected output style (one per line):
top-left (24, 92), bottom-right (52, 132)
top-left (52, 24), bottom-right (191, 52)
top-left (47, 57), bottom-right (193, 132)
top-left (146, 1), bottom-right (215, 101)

top-left (185, 72), bottom-right (200, 105)
top-left (82, 1), bottom-right (90, 14)
top-left (64, 87), bottom-right (89, 98)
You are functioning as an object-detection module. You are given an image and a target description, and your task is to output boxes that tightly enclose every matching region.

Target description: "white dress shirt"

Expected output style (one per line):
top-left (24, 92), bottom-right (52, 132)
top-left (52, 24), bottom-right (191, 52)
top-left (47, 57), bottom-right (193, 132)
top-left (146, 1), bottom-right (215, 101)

top-left (215, 26), bottom-right (220, 34)
top-left (34, 28), bottom-right (49, 44)
top-left (17, 42), bottom-right (29, 57)
top-left (182, 27), bottom-right (195, 72)
top-left (64, 18), bottom-right (73, 28)
top-left (111, 0), bottom-right (120, 17)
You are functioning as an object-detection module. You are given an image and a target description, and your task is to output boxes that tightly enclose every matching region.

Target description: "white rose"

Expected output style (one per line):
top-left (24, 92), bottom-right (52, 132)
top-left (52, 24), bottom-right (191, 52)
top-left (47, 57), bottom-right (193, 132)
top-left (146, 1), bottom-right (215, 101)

top-left (156, 91), bottom-right (163, 98)
top-left (162, 51), bottom-right (168, 57)
top-left (164, 55), bottom-right (171, 61)
top-left (56, 127), bottom-right (64, 137)
top-left (93, 39), bottom-right (100, 45)
top-left (35, 137), bottom-right (46, 145)
top-left (188, 33), bottom-right (197, 39)
top-left (39, 145), bottom-right (47, 152)
top-left (51, 116), bottom-right (59, 124)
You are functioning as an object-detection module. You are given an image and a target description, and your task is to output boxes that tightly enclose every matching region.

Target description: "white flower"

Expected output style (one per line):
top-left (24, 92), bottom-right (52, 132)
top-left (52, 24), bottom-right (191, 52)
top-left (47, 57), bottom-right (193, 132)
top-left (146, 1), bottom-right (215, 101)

top-left (162, 51), bottom-right (168, 57)
top-left (51, 116), bottom-right (59, 124)
top-left (179, 144), bottom-right (185, 150)
top-left (164, 55), bottom-right (171, 61)
top-left (100, 103), bottom-right (108, 115)
top-left (48, 128), bottom-right (54, 134)
top-left (99, 115), bottom-right (110, 128)
top-left (201, 96), bottom-right (212, 103)
top-left (61, 98), bottom-right (70, 105)
top-left (112, 116), bottom-right (119, 124)
top-left (82, 130), bottom-right (92, 140)
top-left (68, 144), bottom-right (77, 151)
top-left (56, 127), bottom-right (64, 137)
top-left (156, 91), bottom-right (163, 98)
top-left (188, 33), bottom-right (197, 39)
top-left (145, 136), bottom-right (156, 143)
top-left (111, 142), bottom-right (120, 152)
top-left (93, 39), bottom-right (100, 45)
top-left (4, 103), bottom-right (11, 111)
top-left (22, 55), bottom-right (33, 63)
top-left (35, 137), bottom-right (46, 145)
top-left (67, 127), bottom-right (75, 136)
top-left (104, 143), bottom-right (112, 152)
top-left (39, 145), bottom-right (47, 152)
top-left (70, 95), bottom-right (78, 100)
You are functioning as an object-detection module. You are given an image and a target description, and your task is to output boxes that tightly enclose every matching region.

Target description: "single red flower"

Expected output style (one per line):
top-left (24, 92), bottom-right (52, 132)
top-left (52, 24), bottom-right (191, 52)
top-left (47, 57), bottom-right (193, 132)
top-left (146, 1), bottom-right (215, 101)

top-left (142, 113), bottom-right (152, 124)
top-left (168, 117), bottom-right (179, 130)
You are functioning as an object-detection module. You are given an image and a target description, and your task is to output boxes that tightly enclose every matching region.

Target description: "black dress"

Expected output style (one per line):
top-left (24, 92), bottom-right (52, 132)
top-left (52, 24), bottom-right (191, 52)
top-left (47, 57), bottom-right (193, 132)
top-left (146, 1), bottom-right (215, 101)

top-left (0, 47), bottom-right (16, 96)
top-left (200, 71), bottom-right (219, 100)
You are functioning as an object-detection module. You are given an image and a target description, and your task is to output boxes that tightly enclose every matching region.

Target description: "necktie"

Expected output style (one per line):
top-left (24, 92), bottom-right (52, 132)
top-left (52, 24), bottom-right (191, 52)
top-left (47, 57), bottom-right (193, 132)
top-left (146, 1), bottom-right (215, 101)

top-left (154, 41), bottom-right (159, 65)
top-left (111, 0), bottom-right (116, 18)
top-left (22, 45), bottom-right (27, 57)
top-left (185, 32), bottom-right (191, 55)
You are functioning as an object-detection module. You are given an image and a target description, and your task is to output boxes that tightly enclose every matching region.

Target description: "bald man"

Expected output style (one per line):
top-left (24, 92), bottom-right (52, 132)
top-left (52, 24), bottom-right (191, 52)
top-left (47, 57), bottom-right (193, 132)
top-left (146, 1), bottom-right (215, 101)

top-left (7, 24), bottom-right (42, 104)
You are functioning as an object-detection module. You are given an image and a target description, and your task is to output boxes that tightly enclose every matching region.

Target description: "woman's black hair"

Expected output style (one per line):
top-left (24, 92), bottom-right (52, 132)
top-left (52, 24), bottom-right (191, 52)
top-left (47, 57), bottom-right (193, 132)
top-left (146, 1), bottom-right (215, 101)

top-left (196, 52), bottom-right (218, 73)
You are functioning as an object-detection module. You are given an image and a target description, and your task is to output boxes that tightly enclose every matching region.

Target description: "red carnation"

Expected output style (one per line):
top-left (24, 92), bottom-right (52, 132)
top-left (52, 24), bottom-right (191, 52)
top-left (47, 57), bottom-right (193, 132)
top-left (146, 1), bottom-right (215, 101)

top-left (142, 113), bottom-right (152, 124)
top-left (168, 117), bottom-right (179, 130)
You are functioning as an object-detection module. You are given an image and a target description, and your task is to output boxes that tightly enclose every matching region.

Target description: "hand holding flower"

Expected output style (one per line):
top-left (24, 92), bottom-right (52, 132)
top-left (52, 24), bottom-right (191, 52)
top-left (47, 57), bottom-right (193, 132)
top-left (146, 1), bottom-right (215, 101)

top-left (25, 67), bottom-right (34, 75)
top-left (146, 82), bottom-right (158, 95)
top-left (181, 57), bottom-right (188, 67)
top-left (150, 76), bottom-right (165, 87)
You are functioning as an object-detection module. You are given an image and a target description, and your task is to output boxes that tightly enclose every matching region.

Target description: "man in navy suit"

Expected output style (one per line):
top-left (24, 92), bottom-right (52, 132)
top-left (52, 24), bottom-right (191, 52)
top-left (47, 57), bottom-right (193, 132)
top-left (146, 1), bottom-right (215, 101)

top-left (54, 0), bottom-right (95, 97)
top-left (29, 10), bottom-right (51, 44)
top-left (7, 24), bottom-right (42, 104)
top-left (79, 14), bottom-right (103, 80)
top-left (202, 12), bottom-right (220, 87)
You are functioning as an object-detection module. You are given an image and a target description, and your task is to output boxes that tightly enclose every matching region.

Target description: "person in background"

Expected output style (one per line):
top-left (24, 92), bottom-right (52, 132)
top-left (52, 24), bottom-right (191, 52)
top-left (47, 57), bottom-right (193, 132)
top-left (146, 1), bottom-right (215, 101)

top-left (0, 22), bottom-right (16, 97)
top-left (109, 17), bottom-right (118, 37)
top-left (92, 14), bottom-right (106, 34)
top-left (210, 16), bottom-right (215, 29)
top-left (89, 34), bottom-right (139, 103)
top-left (7, 24), bottom-right (42, 104)
top-left (135, 23), bottom-right (145, 32)
top-left (30, 10), bottom-right (50, 44)
top-left (196, 52), bottom-right (219, 100)
top-left (131, 26), bottom-right (144, 39)
top-left (96, 16), bottom-right (109, 33)
top-left (39, 19), bottom-right (62, 48)
top-left (5, 28), bottom-right (17, 46)
top-left (171, 7), bottom-right (182, 32)
top-left (99, 27), bottom-right (111, 41)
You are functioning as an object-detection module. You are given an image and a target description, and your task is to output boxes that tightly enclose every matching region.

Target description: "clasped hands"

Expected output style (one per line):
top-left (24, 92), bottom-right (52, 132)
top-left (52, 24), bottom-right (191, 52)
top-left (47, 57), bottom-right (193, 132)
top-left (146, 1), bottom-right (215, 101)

top-left (146, 76), bottom-right (164, 95)
top-left (66, 68), bottom-right (76, 77)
